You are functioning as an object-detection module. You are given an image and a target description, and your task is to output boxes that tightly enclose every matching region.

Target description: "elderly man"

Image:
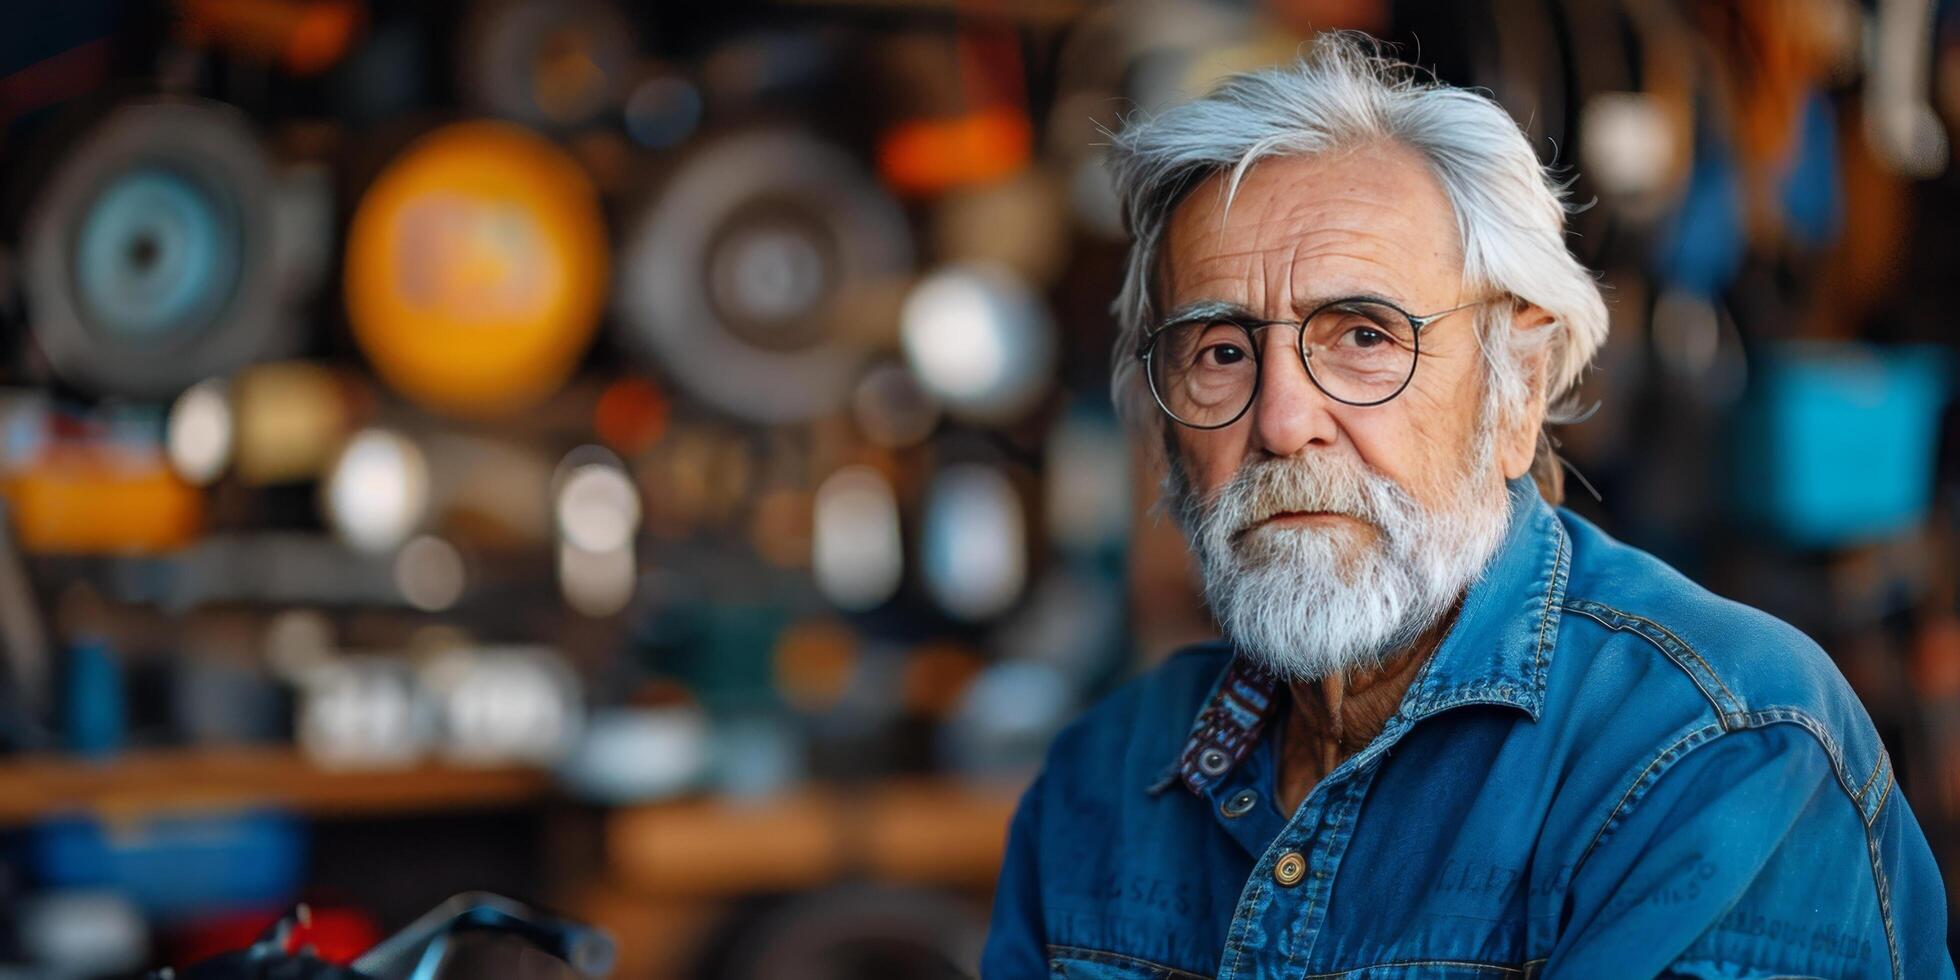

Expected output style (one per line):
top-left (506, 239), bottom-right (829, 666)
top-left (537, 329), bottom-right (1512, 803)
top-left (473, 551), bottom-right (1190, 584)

top-left (982, 34), bottom-right (1954, 980)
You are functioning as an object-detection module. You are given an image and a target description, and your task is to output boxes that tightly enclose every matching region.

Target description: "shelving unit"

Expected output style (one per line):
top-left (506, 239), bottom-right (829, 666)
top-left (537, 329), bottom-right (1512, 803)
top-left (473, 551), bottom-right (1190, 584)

top-left (605, 778), bottom-right (1022, 895)
top-left (0, 747), bottom-right (559, 825)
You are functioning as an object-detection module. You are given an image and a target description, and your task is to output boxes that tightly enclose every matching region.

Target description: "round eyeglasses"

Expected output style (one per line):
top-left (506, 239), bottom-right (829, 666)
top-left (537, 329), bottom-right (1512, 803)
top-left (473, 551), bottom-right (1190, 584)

top-left (1137, 295), bottom-right (1492, 429)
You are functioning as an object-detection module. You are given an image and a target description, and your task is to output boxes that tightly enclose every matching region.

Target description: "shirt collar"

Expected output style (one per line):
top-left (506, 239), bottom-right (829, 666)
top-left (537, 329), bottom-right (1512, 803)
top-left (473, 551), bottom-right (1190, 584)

top-left (1149, 475), bottom-right (1571, 796)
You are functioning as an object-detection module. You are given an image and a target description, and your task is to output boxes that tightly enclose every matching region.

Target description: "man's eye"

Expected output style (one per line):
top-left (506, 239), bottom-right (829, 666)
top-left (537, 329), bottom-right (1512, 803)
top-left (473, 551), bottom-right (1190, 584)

top-left (1201, 344), bottom-right (1247, 366)
top-left (1345, 326), bottom-right (1387, 349)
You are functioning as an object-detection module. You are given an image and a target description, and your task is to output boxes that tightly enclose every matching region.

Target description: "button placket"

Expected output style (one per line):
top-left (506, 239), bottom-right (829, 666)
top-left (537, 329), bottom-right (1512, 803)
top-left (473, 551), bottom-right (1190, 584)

top-left (1225, 701), bottom-right (1400, 976)
top-left (1208, 734), bottom-right (1287, 859)
top-left (1223, 793), bottom-right (1327, 976)
top-left (1286, 761), bottom-right (1384, 971)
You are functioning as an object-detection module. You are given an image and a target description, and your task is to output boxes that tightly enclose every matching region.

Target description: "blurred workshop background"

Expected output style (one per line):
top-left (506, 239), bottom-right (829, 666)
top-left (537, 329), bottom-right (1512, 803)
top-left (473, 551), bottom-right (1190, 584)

top-left (0, 0), bottom-right (1958, 976)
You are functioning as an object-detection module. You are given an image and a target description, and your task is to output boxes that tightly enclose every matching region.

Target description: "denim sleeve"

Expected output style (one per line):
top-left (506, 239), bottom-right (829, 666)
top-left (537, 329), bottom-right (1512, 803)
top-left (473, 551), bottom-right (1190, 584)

top-left (1543, 723), bottom-right (1954, 979)
top-left (981, 769), bottom-right (1050, 979)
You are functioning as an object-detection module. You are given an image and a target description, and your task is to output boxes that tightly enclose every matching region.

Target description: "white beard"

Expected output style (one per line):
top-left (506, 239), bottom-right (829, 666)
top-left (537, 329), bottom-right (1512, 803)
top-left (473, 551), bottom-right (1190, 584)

top-left (1166, 405), bottom-right (1515, 682)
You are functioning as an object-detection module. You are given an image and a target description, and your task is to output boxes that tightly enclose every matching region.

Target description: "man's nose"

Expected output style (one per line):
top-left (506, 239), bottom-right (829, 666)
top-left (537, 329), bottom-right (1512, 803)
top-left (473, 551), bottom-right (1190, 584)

top-left (1249, 332), bottom-right (1341, 457)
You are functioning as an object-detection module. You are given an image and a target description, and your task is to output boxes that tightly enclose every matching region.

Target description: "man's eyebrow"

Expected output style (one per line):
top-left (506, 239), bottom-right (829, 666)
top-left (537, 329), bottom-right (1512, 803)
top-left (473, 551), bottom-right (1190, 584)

top-left (1159, 292), bottom-right (1406, 327)
top-left (1286, 291), bottom-right (1405, 318)
top-left (1158, 299), bottom-right (1258, 326)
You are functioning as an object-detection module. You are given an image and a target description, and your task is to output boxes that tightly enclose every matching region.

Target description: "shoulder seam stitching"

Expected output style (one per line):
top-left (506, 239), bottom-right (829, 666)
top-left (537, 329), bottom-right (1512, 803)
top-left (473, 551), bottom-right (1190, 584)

top-left (1560, 600), bottom-right (1742, 725)
top-left (1581, 713), bottom-right (1900, 980)
top-left (1856, 750), bottom-right (1886, 803)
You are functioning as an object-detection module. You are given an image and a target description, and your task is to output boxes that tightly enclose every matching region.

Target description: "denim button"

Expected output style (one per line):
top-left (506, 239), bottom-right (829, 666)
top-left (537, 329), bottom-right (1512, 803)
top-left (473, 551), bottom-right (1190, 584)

top-left (1198, 748), bottom-right (1230, 775)
top-left (1221, 789), bottom-right (1258, 818)
top-left (1273, 851), bottom-right (1307, 886)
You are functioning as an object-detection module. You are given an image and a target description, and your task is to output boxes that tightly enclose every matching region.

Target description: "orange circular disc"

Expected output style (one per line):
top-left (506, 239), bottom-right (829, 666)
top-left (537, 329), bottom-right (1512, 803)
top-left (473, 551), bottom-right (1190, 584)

top-left (345, 121), bottom-right (608, 417)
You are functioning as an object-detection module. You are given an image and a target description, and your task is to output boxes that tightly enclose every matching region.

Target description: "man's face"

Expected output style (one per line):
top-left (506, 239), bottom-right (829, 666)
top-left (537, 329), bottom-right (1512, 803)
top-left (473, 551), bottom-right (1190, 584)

top-left (1160, 140), bottom-right (1493, 525)
top-left (1156, 141), bottom-right (1519, 679)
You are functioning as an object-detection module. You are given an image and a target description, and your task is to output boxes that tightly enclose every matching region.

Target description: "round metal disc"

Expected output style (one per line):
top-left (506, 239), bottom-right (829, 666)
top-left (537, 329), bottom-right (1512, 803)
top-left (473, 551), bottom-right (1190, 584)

top-left (616, 130), bottom-right (913, 424)
top-left (22, 99), bottom-right (283, 398)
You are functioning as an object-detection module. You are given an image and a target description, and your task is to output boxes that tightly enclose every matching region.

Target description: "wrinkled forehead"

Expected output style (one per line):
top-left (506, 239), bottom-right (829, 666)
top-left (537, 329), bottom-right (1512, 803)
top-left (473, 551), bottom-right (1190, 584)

top-left (1157, 142), bottom-right (1465, 316)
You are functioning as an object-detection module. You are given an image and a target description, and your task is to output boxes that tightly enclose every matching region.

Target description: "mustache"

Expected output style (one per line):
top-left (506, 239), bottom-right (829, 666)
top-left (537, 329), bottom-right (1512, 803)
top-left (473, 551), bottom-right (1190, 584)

top-left (1199, 455), bottom-right (1402, 539)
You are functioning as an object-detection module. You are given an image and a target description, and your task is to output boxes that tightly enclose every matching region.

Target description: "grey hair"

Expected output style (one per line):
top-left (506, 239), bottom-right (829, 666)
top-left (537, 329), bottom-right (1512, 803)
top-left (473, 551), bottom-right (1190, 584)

top-left (1105, 32), bottom-right (1608, 502)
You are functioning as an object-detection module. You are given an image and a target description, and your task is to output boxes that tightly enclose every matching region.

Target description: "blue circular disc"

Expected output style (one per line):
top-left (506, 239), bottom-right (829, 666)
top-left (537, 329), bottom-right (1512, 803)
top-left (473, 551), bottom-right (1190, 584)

top-left (73, 167), bottom-right (242, 342)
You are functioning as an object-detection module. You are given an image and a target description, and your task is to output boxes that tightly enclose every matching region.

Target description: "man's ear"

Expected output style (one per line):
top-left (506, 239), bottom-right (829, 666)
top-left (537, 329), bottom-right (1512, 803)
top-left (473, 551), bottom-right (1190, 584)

top-left (1497, 302), bottom-right (1558, 481)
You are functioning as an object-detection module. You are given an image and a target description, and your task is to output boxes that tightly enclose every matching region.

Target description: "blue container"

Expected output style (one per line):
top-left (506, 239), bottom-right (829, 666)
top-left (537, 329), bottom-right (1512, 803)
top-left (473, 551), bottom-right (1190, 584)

top-left (1732, 342), bottom-right (1950, 547)
top-left (63, 639), bottom-right (125, 758)
top-left (24, 809), bottom-right (306, 923)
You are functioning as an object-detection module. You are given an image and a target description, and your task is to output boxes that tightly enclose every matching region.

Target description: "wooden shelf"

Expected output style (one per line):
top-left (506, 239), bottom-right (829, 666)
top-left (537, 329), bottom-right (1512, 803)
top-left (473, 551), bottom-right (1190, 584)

top-left (0, 746), bottom-right (558, 825)
top-left (605, 777), bottom-right (1024, 897)
top-left (583, 778), bottom-right (1026, 980)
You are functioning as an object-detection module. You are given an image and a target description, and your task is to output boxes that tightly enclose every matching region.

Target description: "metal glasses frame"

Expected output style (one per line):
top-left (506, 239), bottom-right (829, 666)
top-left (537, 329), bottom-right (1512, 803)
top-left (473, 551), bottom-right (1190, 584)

top-left (1136, 294), bottom-right (1493, 429)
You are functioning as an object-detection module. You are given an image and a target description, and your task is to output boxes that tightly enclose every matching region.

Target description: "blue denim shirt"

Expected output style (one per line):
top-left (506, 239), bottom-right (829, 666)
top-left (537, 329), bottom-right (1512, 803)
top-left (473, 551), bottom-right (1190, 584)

top-left (984, 477), bottom-right (1955, 979)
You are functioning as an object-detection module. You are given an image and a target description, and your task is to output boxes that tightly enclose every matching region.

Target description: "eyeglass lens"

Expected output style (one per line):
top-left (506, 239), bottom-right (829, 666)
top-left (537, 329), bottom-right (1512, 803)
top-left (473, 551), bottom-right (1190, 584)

top-left (1146, 299), bottom-right (1418, 426)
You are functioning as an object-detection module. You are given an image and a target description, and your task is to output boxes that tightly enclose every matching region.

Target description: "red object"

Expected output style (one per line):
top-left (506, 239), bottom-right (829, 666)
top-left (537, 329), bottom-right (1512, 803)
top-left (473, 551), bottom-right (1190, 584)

top-left (876, 22), bottom-right (1033, 196)
top-left (169, 904), bottom-right (382, 967)
top-left (594, 377), bottom-right (670, 456)
top-left (178, 0), bottom-right (365, 75)
top-left (877, 106), bottom-right (1032, 196)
